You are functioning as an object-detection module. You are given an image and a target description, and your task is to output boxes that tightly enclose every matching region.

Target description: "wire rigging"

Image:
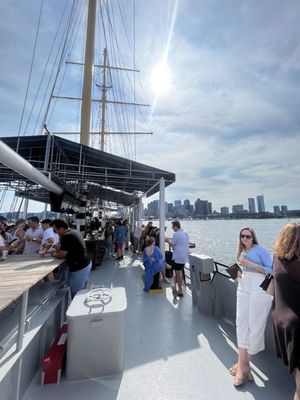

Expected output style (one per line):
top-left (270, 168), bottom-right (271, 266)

top-left (18, 0), bottom-right (44, 137)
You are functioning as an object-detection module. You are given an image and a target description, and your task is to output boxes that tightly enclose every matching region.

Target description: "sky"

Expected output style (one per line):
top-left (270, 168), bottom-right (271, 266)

top-left (1, 0), bottom-right (300, 213)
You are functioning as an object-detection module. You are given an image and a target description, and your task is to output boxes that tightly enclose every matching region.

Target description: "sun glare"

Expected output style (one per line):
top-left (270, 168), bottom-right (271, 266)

top-left (151, 62), bottom-right (171, 95)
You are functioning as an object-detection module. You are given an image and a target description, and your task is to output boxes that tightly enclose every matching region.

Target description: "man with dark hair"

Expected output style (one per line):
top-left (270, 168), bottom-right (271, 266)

top-left (23, 216), bottom-right (44, 255)
top-left (51, 218), bottom-right (91, 297)
top-left (40, 219), bottom-right (59, 254)
top-left (166, 221), bottom-right (189, 298)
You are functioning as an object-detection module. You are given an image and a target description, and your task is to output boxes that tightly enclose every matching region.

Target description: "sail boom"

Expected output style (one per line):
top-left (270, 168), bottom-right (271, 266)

top-left (52, 131), bottom-right (153, 136)
top-left (66, 61), bottom-right (140, 73)
top-left (52, 95), bottom-right (149, 107)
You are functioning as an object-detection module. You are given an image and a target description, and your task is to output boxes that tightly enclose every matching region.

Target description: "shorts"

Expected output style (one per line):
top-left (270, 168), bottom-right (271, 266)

top-left (173, 262), bottom-right (185, 271)
top-left (115, 243), bottom-right (123, 250)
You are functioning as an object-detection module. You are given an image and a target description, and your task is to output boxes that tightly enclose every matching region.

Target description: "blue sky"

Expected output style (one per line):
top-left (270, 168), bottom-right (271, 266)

top-left (1, 0), bottom-right (300, 212)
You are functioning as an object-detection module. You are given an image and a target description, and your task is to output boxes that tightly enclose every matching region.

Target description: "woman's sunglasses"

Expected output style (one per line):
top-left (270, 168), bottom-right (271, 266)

top-left (240, 234), bottom-right (252, 239)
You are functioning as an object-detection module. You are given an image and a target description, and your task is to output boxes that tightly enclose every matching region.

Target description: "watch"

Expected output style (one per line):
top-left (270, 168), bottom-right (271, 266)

top-left (32, 238), bottom-right (37, 241)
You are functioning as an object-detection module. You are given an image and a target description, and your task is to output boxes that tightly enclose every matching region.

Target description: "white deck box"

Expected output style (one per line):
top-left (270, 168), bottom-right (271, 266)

top-left (66, 287), bottom-right (127, 380)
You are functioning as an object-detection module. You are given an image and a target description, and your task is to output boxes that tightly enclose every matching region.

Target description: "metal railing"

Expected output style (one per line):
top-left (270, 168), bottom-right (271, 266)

top-left (184, 261), bottom-right (231, 288)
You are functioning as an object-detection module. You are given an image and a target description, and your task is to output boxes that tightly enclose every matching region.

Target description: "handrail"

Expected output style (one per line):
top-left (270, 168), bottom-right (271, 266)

top-left (211, 261), bottom-right (231, 283)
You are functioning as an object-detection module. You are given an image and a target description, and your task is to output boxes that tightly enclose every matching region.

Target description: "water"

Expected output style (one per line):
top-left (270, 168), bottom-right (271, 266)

top-left (152, 218), bottom-right (300, 265)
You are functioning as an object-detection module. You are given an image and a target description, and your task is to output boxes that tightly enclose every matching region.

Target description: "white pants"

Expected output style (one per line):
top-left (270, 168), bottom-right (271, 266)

top-left (236, 272), bottom-right (273, 355)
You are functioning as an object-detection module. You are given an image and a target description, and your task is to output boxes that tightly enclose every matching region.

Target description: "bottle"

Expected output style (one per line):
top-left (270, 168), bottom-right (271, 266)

top-left (1, 250), bottom-right (8, 259)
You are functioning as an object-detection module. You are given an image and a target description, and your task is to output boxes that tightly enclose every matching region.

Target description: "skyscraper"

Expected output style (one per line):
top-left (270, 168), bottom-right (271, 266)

top-left (248, 198), bottom-right (256, 213)
top-left (256, 195), bottom-right (265, 213)
top-left (183, 199), bottom-right (191, 211)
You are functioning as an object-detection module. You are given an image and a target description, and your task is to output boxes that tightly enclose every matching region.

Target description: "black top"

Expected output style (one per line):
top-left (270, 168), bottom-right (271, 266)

top-left (272, 256), bottom-right (300, 373)
top-left (60, 229), bottom-right (90, 272)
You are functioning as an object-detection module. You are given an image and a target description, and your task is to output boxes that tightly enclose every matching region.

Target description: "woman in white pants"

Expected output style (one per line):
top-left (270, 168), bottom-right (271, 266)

top-left (230, 227), bottom-right (273, 386)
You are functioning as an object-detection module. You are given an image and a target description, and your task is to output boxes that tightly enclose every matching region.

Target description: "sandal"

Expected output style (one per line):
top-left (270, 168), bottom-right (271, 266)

top-left (233, 368), bottom-right (254, 387)
top-left (229, 364), bottom-right (238, 376)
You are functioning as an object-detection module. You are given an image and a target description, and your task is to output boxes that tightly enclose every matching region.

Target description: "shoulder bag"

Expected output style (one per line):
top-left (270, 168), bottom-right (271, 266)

top-left (259, 272), bottom-right (274, 296)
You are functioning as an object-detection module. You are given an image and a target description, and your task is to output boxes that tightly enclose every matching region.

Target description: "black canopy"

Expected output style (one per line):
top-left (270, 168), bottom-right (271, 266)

top-left (0, 135), bottom-right (175, 208)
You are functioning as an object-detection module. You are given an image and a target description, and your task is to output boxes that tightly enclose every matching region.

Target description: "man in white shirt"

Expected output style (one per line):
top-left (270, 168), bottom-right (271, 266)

top-left (167, 220), bottom-right (189, 298)
top-left (23, 216), bottom-right (44, 255)
top-left (40, 219), bottom-right (59, 253)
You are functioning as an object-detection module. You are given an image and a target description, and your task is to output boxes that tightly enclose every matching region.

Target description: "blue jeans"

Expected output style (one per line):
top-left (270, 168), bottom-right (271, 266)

top-left (59, 260), bottom-right (92, 296)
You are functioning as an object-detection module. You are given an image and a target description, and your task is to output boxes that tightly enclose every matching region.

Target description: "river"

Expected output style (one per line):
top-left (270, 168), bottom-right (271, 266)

top-left (151, 218), bottom-right (300, 265)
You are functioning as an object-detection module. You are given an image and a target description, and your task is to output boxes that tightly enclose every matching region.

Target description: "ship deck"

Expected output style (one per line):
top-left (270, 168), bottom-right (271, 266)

top-left (23, 253), bottom-right (295, 400)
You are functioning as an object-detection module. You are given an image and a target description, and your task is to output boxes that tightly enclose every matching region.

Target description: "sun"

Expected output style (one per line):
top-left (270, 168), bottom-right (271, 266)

top-left (150, 62), bottom-right (171, 95)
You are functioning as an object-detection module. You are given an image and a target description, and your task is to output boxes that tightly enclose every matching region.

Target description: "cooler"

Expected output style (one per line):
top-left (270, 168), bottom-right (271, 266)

top-left (66, 287), bottom-right (127, 380)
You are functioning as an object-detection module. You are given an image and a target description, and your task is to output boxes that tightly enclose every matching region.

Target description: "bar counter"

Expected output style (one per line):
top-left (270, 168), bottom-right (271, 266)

top-left (0, 254), bottom-right (61, 312)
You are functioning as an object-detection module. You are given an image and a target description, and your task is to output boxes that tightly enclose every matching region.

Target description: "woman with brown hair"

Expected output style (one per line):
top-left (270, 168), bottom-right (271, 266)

top-left (273, 223), bottom-right (300, 400)
top-left (230, 226), bottom-right (273, 386)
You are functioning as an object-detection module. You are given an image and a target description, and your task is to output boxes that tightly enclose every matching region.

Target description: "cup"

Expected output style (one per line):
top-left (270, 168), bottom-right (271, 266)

top-left (39, 249), bottom-right (46, 257)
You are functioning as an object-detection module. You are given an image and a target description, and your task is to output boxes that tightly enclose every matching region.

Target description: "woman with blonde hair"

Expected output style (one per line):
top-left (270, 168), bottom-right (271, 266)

top-left (273, 223), bottom-right (300, 400)
top-left (230, 227), bottom-right (273, 386)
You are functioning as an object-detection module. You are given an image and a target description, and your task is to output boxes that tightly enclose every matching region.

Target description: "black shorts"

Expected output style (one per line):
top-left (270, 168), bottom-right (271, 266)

top-left (173, 262), bottom-right (185, 271)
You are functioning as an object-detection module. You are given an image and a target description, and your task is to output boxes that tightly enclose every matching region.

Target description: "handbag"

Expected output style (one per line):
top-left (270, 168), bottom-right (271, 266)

top-left (226, 263), bottom-right (242, 280)
top-left (260, 273), bottom-right (274, 296)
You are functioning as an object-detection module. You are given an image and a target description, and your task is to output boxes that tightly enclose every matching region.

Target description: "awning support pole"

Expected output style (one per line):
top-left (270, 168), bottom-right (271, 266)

top-left (159, 177), bottom-right (165, 256)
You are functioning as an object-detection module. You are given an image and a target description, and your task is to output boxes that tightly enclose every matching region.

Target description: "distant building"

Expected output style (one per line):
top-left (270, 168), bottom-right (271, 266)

top-left (220, 207), bottom-right (229, 214)
top-left (248, 198), bottom-right (256, 213)
top-left (256, 195), bottom-right (265, 212)
top-left (168, 203), bottom-right (174, 213)
top-left (147, 199), bottom-right (159, 218)
top-left (174, 200), bottom-right (182, 208)
top-left (194, 199), bottom-right (202, 215)
top-left (273, 205), bottom-right (280, 213)
top-left (281, 205), bottom-right (288, 212)
top-left (183, 199), bottom-right (191, 211)
top-left (232, 205), bottom-right (244, 214)
top-left (208, 202), bottom-right (212, 215)
top-left (194, 199), bottom-right (210, 217)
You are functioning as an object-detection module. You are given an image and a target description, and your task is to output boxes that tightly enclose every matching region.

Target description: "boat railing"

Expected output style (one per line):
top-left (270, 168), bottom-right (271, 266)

top-left (211, 261), bottom-right (231, 283)
top-left (184, 260), bottom-right (230, 288)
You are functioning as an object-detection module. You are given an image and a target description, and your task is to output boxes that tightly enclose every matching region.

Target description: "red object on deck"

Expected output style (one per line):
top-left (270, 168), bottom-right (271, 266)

top-left (42, 324), bottom-right (68, 384)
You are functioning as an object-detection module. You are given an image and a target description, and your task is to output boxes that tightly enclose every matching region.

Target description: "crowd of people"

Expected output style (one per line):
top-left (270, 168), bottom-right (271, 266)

top-left (1, 215), bottom-right (299, 397)
top-left (0, 215), bottom-right (91, 298)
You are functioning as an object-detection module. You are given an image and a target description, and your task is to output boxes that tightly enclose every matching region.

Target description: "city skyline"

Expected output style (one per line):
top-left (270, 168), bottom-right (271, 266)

top-left (145, 193), bottom-right (290, 213)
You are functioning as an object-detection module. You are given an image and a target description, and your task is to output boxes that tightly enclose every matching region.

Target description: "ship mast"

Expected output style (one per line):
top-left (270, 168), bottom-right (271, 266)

top-left (51, 0), bottom-right (152, 153)
top-left (80, 0), bottom-right (96, 146)
top-left (100, 47), bottom-right (108, 151)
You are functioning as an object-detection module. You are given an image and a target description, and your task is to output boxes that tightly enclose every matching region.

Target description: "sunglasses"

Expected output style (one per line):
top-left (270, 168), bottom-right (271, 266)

top-left (240, 234), bottom-right (252, 239)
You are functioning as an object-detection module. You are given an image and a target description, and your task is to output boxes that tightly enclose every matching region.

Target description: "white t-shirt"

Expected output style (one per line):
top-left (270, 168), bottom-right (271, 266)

top-left (41, 227), bottom-right (59, 247)
top-left (171, 229), bottom-right (190, 264)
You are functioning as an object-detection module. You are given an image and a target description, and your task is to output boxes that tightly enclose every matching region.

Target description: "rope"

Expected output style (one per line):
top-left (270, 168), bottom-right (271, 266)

top-left (17, 0), bottom-right (44, 137)
top-left (26, 0), bottom-right (72, 135)
top-left (44, 1), bottom-right (85, 131)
